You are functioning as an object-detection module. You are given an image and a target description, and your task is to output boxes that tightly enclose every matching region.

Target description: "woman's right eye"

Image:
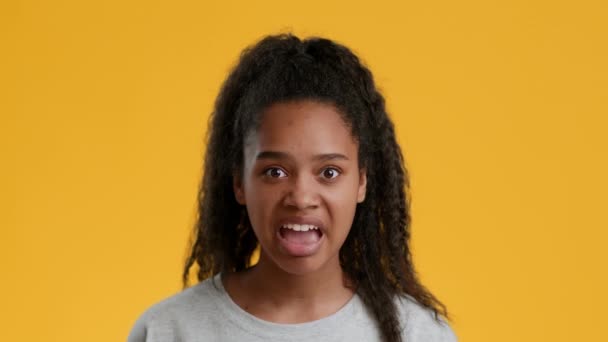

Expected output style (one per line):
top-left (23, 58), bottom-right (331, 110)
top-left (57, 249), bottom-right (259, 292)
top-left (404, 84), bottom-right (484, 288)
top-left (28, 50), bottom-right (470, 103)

top-left (263, 167), bottom-right (287, 178)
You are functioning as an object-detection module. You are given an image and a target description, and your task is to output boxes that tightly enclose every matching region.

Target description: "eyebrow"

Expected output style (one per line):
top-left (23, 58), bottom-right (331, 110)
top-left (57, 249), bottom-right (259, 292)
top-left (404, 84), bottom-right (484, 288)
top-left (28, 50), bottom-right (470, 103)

top-left (255, 151), bottom-right (350, 162)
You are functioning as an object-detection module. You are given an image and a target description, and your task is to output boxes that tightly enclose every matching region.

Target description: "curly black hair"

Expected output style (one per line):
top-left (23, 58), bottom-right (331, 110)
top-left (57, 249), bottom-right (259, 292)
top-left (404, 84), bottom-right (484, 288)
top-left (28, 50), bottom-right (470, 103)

top-left (182, 33), bottom-right (449, 342)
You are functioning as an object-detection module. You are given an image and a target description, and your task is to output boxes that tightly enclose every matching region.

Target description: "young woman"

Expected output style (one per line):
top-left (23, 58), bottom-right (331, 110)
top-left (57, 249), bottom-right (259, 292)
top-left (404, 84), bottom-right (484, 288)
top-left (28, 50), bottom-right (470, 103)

top-left (128, 33), bottom-right (457, 342)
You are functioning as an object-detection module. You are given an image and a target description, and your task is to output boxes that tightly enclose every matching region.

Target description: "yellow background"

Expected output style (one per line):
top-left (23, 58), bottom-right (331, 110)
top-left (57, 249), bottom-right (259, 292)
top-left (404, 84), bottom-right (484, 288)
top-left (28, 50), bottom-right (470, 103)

top-left (2, 0), bottom-right (607, 341)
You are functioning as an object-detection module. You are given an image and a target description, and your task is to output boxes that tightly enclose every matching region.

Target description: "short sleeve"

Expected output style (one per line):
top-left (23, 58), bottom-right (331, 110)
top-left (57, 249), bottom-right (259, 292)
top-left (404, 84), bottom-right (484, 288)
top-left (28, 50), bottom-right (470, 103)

top-left (396, 295), bottom-right (458, 342)
top-left (127, 312), bottom-right (148, 342)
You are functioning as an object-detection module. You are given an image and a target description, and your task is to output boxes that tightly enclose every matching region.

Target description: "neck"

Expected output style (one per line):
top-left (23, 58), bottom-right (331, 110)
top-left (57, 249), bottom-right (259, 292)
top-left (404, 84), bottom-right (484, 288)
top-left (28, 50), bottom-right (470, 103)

top-left (223, 252), bottom-right (355, 323)
top-left (246, 253), bottom-right (353, 305)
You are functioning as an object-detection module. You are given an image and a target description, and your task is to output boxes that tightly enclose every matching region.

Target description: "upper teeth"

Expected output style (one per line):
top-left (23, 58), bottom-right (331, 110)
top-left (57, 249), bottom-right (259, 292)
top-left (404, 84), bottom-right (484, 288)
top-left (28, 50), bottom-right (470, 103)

top-left (282, 224), bottom-right (319, 232)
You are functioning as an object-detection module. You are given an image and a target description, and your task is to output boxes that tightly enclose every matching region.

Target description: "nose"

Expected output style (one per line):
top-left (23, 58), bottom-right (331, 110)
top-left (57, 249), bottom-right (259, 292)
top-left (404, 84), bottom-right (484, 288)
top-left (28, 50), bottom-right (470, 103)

top-left (282, 174), bottom-right (320, 210)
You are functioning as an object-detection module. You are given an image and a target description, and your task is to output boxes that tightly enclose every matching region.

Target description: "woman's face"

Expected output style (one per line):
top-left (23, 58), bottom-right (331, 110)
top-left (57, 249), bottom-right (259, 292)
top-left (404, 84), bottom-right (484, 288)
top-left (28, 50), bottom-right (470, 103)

top-left (234, 100), bottom-right (367, 276)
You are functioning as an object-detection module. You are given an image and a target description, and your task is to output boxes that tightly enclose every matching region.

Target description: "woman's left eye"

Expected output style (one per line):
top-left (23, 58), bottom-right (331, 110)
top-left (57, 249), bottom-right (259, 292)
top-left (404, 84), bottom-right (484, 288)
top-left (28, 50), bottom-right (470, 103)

top-left (321, 167), bottom-right (341, 180)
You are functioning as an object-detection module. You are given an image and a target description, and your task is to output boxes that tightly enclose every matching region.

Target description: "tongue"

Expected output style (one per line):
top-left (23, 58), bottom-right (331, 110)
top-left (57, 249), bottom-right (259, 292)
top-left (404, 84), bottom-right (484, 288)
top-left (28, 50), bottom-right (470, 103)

top-left (280, 228), bottom-right (321, 244)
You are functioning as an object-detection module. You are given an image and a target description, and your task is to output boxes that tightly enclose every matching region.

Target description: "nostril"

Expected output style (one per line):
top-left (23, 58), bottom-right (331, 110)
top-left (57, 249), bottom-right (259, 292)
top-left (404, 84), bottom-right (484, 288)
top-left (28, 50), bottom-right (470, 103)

top-left (282, 193), bottom-right (319, 210)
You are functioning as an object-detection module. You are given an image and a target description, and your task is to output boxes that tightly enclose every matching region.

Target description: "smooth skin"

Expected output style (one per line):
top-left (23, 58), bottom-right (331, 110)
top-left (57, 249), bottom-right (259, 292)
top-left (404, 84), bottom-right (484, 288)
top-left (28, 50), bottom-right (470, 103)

top-left (225, 100), bottom-right (367, 324)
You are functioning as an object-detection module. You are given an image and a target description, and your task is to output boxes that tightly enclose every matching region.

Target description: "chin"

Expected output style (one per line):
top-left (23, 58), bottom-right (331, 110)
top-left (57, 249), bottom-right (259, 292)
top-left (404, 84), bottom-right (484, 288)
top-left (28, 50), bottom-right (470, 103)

top-left (277, 260), bottom-right (323, 276)
top-left (268, 251), bottom-right (339, 277)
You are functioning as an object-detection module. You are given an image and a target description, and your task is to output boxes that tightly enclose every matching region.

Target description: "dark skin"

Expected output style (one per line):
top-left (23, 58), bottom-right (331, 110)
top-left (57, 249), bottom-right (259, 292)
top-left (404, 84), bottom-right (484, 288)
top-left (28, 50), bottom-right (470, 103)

top-left (224, 100), bottom-right (367, 323)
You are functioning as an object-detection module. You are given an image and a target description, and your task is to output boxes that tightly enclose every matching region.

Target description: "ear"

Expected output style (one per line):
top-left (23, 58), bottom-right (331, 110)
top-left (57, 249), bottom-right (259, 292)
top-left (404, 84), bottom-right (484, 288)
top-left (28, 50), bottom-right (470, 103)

top-left (357, 167), bottom-right (367, 203)
top-left (233, 172), bottom-right (246, 205)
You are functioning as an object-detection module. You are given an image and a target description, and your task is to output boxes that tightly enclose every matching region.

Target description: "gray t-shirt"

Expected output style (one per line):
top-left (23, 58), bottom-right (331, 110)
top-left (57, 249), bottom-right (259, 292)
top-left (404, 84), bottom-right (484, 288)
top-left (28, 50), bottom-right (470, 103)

top-left (128, 274), bottom-right (457, 342)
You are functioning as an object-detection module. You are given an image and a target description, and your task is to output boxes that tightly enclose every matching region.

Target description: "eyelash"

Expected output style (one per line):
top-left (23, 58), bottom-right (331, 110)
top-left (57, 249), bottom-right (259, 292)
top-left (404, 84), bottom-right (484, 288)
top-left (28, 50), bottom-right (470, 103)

top-left (320, 167), bottom-right (341, 180)
top-left (262, 167), bottom-right (342, 180)
top-left (263, 167), bottom-right (287, 178)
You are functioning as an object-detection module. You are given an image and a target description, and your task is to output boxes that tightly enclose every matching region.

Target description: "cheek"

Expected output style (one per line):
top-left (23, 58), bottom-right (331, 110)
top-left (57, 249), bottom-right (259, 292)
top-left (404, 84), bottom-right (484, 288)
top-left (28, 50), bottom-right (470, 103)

top-left (243, 181), bottom-right (280, 232)
top-left (324, 182), bottom-right (360, 227)
top-left (329, 175), bottom-right (362, 204)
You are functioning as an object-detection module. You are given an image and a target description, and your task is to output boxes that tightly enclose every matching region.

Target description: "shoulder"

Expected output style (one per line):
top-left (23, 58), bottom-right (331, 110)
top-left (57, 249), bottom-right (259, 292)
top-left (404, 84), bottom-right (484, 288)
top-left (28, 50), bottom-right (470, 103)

top-left (394, 294), bottom-right (458, 342)
top-left (127, 277), bottom-right (222, 342)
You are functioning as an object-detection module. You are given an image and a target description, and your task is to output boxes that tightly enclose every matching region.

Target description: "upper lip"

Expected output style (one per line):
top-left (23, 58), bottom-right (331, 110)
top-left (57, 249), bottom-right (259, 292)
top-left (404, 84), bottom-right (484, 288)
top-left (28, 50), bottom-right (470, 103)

top-left (277, 216), bottom-right (325, 232)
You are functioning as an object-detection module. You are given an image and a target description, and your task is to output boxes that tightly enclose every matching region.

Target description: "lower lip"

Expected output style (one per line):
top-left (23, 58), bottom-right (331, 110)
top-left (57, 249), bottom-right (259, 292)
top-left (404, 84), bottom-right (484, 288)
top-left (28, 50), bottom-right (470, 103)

top-left (276, 229), bottom-right (324, 257)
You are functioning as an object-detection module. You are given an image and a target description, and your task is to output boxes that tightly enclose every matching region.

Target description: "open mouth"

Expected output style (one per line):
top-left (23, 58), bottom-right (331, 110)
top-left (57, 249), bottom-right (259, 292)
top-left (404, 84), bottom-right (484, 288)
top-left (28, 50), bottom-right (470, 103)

top-left (279, 224), bottom-right (323, 244)
top-left (276, 222), bottom-right (325, 257)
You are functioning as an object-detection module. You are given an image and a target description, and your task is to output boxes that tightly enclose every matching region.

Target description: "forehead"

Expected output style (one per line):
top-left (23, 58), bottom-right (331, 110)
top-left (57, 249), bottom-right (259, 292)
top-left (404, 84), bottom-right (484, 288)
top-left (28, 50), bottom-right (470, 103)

top-left (245, 100), bottom-right (358, 159)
